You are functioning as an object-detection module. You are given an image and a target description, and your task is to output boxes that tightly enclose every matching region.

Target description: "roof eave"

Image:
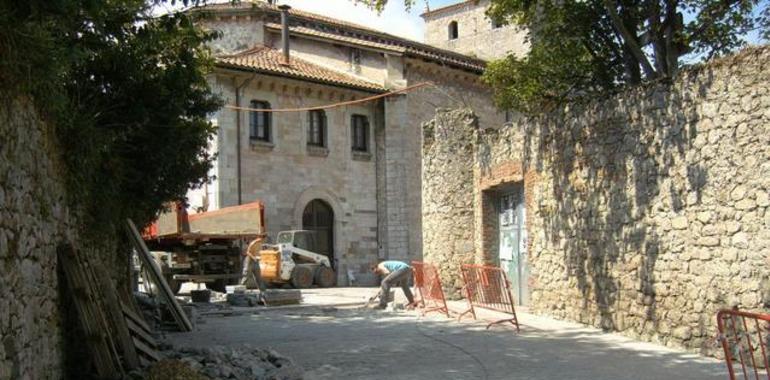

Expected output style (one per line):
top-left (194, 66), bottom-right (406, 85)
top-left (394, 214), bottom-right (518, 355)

top-left (214, 62), bottom-right (386, 94)
top-left (263, 25), bottom-right (405, 55)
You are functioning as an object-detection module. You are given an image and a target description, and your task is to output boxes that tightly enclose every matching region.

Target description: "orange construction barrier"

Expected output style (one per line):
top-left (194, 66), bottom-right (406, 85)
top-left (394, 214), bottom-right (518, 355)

top-left (411, 261), bottom-right (449, 317)
top-left (458, 264), bottom-right (520, 331)
top-left (716, 308), bottom-right (770, 379)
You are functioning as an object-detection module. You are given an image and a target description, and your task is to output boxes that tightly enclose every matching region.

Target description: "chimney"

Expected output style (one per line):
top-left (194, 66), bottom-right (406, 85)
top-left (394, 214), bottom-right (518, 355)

top-left (279, 5), bottom-right (291, 65)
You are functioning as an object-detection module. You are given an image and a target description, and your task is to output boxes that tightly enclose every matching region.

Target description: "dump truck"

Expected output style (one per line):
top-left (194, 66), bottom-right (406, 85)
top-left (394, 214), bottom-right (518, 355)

top-left (142, 202), bottom-right (336, 293)
top-left (142, 202), bottom-right (266, 294)
top-left (258, 230), bottom-right (336, 288)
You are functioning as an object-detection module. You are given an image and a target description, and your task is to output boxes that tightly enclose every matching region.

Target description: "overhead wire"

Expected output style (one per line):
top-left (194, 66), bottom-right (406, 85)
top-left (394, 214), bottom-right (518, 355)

top-left (223, 81), bottom-right (435, 113)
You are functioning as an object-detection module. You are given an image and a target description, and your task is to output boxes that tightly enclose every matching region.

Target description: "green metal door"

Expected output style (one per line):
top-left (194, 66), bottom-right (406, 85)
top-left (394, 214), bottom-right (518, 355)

top-left (499, 187), bottom-right (529, 306)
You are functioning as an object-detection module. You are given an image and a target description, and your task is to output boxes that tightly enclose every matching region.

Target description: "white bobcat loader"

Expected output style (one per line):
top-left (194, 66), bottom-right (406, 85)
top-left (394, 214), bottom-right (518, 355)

top-left (259, 230), bottom-right (336, 288)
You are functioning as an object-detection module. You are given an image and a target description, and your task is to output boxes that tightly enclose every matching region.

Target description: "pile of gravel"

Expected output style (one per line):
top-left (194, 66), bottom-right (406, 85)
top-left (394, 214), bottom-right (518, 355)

top-left (165, 345), bottom-right (304, 380)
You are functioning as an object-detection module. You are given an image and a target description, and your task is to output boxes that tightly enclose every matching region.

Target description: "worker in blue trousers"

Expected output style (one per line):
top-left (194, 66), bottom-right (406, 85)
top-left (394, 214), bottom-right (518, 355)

top-left (370, 260), bottom-right (415, 309)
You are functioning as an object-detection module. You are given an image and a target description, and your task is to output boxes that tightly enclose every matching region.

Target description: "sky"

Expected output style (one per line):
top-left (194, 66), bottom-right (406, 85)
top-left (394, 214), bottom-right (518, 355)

top-left (158, 0), bottom-right (767, 50)
top-left (278, 0), bottom-right (459, 41)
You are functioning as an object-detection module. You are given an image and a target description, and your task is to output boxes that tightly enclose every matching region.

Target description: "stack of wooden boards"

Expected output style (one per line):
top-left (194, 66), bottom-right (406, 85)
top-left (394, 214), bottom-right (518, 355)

top-left (58, 244), bottom-right (158, 377)
top-left (56, 219), bottom-right (192, 378)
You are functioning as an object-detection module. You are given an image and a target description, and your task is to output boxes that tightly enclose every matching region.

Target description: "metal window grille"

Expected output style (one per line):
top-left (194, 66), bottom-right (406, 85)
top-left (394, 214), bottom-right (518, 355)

top-left (351, 114), bottom-right (368, 152)
top-left (308, 110), bottom-right (326, 147)
top-left (249, 100), bottom-right (271, 141)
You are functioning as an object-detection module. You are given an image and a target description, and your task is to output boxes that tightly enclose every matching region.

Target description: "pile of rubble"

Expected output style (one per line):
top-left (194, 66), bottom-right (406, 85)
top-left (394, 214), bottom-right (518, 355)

top-left (128, 344), bottom-right (304, 379)
top-left (160, 345), bottom-right (304, 380)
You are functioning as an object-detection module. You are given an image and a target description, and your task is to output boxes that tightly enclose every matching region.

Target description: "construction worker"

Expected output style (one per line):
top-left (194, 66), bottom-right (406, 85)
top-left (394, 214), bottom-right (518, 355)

top-left (241, 236), bottom-right (267, 292)
top-left (370, 260), bottom-right (415, 309)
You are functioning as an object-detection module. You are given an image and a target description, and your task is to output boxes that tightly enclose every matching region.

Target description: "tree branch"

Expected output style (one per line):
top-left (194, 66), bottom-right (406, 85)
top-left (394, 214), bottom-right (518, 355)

top-left (602, 0), bottom-right (657, 78)
top-left (686, 0), bottom-right (743, 43)
top-left (663, 0), bottom-right (680, 75)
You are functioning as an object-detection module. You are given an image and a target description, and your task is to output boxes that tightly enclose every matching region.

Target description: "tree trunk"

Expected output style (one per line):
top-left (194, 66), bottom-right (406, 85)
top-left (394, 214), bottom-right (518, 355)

top-left (663, 0), bottom-right (680, 76)
top-left (603, 0), bottom-right (657, 78)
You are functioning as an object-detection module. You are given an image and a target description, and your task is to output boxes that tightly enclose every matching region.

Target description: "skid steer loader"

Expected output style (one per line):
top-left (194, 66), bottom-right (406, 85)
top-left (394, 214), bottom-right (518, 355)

top-left (259, 230), bottom-right (336, 288)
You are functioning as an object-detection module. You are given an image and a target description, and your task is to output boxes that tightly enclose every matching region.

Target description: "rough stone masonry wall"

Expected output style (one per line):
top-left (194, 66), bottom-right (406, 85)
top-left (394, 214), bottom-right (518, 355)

top-left (422, 109), bottom-right (479, 294)
top-left (0, 97), bottom-right (72, 379)
top-left (422, 0), bottom-right (528, 60)
top-left (422, 46), bottom-right (770, 354)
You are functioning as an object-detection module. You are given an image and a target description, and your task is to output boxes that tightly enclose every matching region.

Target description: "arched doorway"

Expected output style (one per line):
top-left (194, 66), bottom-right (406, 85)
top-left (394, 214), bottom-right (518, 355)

top-left (302, 199), bottom-right (334, 267)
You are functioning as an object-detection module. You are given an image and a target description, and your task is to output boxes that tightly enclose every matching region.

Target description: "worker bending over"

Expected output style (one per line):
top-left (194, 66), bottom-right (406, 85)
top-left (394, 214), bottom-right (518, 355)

top-left (370, 260), bottom-right (414, 309)
top-left (241, 236), bottom-right (267, 292)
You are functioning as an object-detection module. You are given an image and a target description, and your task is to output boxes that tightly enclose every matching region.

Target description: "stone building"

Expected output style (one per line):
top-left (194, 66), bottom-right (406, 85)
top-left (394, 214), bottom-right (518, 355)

top-left (421, 0), bottom-right (528, 60)
top-left (188, 1), bottom-right (505, 284)
top-left (422, 47), bottom-right (770, 353)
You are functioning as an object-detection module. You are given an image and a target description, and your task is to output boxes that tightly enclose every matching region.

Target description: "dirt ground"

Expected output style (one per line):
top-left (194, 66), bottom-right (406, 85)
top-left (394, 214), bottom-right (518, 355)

top-left (167, 287), bottom-right (727, 380)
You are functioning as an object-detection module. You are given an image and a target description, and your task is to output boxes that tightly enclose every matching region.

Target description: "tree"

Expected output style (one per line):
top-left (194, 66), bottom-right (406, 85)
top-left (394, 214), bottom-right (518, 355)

top-left (0, 0), bottom-right (222, 233)
top-left (357, 0), bottom-right (767, 113)
top-left (486, 0), bottom-right (767, 112)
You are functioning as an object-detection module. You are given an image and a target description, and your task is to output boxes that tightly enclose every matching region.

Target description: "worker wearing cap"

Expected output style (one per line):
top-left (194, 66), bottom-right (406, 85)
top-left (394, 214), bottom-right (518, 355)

top-left (241, 236), bottom-right (267, 292)
top-left (370, 260), bottom-right (414, 309)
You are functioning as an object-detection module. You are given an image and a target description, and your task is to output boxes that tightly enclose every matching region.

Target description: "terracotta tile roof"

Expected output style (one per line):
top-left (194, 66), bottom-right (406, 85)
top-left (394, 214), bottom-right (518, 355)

top-left (195, 1), bottom-right (381, 34)
top-left (261, 23), bottom-right (485, 72)
top-left (264, 23), bottom-right (406, 53)
top-left (216, 45), bottom-right (386, 93)
top-left (420, 1), bottom-right (479, 18)
top-left (191, 1), bottom-right (486, 73)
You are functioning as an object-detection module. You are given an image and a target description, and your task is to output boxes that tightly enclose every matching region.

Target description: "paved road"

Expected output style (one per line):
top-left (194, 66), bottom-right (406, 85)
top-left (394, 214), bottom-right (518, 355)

top-left (168, 296), bottom-right (726, 380)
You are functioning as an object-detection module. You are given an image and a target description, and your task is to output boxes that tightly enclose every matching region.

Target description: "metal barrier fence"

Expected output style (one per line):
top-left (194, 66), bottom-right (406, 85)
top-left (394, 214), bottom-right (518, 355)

top-left (458, 264), bottom-right (519, 331)
top-left (716, 308), bottom-right (770, 380)
top-left (411, 261), bottom-right (449, 317)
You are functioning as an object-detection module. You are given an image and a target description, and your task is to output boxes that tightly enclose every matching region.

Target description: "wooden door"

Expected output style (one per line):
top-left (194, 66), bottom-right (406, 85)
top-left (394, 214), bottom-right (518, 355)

top-left (302, 199), bottom-right (334, 268)
top-left (499, 187), bottom-right (529, 306)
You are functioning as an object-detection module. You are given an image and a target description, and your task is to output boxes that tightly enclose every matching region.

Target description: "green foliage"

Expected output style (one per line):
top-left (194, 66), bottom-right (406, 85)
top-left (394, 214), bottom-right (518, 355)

top-left (0, 0), bottom-right (222, 235)
top-left (354, 0), bottom-right (416, 12)
top-left (485, 0), bottom-right (768, 113)
top-left (484, 0), bottom-right (623, 112)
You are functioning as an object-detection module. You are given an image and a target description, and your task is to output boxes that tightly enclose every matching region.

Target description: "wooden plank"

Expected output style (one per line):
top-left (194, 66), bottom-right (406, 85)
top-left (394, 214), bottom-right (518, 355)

top-left (91, 259), bottom-right (140, 370)
top-left (132, 337), bottom-right (162, 362)
top-left (121, 302), bottom-right (153, 334)
top-left (139, 356), bottom-right (153, 368)
top-left (126, 219), bottom-right (193, 332)
top-left (77, 251), bottom-right (126, 371)
top-left (63, 248), bottom-right (116, 374)
top-left (125, 318), bottom-right (158, 348)
top-left (57, 245), bottom-right (121, 378)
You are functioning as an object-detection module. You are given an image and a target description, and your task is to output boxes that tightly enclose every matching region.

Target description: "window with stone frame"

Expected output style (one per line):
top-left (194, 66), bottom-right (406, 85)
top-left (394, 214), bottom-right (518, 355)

top-left (351, 114), bottom-right (369, 152)
top-left (350, 48), bottom-right (362, 72)
top-left (249, 100), bottom-right (271, 142)
top-left (448, 21), bottom-right (459, 40)
top-left (307, 109), bottom-right (327, 147)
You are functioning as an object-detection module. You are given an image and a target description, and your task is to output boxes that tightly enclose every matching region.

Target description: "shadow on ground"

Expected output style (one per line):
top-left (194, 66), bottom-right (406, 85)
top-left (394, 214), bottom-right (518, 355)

top-left (167, 307), bottom-right (726, 380)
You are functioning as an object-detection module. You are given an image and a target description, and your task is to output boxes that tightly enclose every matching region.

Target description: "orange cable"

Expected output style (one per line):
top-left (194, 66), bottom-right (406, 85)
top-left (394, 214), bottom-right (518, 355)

top-left (224, 81), bottom-right (434, 113)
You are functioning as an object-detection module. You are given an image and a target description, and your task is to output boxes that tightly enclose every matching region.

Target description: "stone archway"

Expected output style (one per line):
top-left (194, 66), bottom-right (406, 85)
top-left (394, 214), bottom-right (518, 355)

top-left (302, 199), bottom-right (334, 267)
top-left (292, 186), bottom-right (346, 272)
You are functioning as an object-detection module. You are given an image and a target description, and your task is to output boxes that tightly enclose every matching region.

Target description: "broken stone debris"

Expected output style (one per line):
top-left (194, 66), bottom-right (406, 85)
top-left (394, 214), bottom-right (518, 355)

top-left (142, 344), bottom-right (304, 380)
top-left (226, 288), bottom-right (302, 307)
top-left (226, 291), bottom-right (262, 307)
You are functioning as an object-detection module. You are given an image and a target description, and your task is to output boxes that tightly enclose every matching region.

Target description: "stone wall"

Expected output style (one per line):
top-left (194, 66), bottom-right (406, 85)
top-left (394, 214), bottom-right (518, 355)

top-left (0, 97), bottom-right (71, 379)
top-left (422, 109), bottom-right (478, 294)
top-left (422, 46), bottom-right (770, 353)
top-left (422, 0), bottom-right (528, 60)
top-left (199, 16), bottom-right (266, 55)
top-left (398, 61), bottom-right (505, 264)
